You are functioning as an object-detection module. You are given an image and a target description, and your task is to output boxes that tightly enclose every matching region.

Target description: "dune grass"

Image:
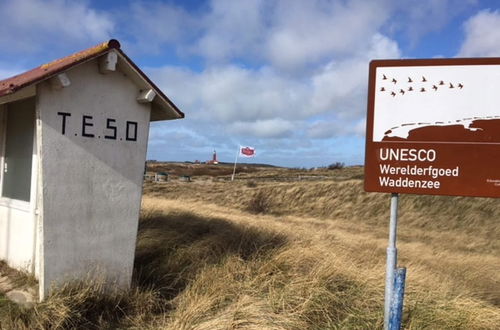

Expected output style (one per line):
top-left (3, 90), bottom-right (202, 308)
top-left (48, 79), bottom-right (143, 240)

top-left (1, 166), bottom-right (499, 329)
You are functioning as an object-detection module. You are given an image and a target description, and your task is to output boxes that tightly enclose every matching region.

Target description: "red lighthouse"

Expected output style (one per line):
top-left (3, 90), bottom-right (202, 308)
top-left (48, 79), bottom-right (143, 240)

top-left (207, 150), bottom-right (219, 164)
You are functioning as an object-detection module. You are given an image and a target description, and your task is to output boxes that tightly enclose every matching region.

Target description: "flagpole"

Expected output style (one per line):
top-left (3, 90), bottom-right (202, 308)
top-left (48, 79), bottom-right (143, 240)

top-left (231, 146), bottom-right (240, 181)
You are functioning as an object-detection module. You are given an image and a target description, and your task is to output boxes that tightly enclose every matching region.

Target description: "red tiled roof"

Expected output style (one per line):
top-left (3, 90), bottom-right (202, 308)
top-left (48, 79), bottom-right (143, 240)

top-left (0, 39), bottom-right (184, 120)
top-left (0, 40), bottom-right (119, 97)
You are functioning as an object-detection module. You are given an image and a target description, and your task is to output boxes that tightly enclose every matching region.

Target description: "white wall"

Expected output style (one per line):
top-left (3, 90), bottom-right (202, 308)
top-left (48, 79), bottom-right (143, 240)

top-left (37, 60), bottom-right (151, 299)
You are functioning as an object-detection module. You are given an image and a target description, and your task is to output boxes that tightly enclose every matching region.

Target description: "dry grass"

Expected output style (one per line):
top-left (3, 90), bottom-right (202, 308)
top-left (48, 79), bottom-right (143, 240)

top-left (0, 261), bottom-right (37, 290)
top-left (0, 280), bottom-right (163, 329)
top-left (137, 198), bottom-right (500, 329)
top-left (246, 191), bottom-right (272, 214)
top-left (1, 165), bottom-right (499, 329)
top-left (146, 162), bottom-right (267, 178)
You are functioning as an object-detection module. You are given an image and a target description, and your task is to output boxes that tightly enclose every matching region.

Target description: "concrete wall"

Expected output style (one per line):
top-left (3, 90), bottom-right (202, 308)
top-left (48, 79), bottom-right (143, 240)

top-left (0, 101), bottom-right (39, 273)
top-left (37, 59), bottom-right (151, 299)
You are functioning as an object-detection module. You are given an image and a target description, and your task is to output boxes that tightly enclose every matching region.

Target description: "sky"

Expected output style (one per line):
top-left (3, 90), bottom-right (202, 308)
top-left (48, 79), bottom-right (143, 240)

top-left (1, 0), bottom-right (500, 167)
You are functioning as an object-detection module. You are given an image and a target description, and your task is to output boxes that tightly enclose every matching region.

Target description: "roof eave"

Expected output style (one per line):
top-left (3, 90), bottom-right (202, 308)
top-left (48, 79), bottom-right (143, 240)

top-left (115, 49), bottom-right (184, 121)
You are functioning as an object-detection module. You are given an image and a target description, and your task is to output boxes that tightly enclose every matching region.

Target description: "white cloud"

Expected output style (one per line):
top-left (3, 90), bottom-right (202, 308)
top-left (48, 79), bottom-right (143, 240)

top-left (120, 1), bottom-right (198, 54)
top-left (195, 0), bottom-right (267, 62)
top-left (199, 66), bottom-right (309, 121)
top-left (0, 0), bottom-right (114, 54)
top-left (386, 0), bottom-right (477, 47)
top-left (353, 119), bottom-right (367, 136)
top-left (307, 120), bottom-right (342, 139)
top-left (307, 118), bottom-right (366, 139)
top-left (188, 0), bottom-right (392, 72)
top-left (458, 9), bottom-right (500, 57)
top-left (149, 64), bottom-right (310, 123)
top-left (148, 32), bottom-right (400, 142)
top-left (0, 0), bottom-right (416, 166)
top-left (145, 66), bottom-right (200, 111)
top-left (120, 0), bottom-right (476, 67)
top-left (210, 0), bottom-right (473, 66)
top-left (265, 0), bottom-right (390, 71)
top-left (311, 34), bottom-right (401, 118)
top-left (149, 125), bottom-right (207, 148)
top-left (229, 119), bottom-right (296, 138)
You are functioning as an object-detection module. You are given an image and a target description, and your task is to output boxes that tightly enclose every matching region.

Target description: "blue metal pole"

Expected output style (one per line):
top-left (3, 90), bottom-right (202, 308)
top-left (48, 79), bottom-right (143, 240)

top-left (384, 193), bottom-right (399, 330)
top-left (389, 267), bottom-right (407, 330)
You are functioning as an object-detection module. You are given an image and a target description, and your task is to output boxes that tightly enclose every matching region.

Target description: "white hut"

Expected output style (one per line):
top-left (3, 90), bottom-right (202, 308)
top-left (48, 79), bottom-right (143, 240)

top-left (0, 40), bottom-right (184, 300)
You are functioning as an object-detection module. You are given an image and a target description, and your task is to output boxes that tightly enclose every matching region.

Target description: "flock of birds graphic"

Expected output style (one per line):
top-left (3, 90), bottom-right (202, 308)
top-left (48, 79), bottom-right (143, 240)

top-left (380, 74), bottom-right (464, 97)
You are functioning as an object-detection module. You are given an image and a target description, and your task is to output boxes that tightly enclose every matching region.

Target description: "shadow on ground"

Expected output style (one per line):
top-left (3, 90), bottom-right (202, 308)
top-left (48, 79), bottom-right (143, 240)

top-left (132, 210), bottom-right (288, 300)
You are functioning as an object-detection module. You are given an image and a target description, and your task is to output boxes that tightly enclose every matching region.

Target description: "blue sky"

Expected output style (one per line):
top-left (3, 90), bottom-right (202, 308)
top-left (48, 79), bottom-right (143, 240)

top-left (1, 0), bottom-right (500, 167)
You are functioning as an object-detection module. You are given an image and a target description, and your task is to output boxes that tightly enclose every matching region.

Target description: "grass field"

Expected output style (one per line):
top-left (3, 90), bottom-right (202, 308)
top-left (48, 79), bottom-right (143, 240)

top-left (0, 164), bottom-right (499, 329)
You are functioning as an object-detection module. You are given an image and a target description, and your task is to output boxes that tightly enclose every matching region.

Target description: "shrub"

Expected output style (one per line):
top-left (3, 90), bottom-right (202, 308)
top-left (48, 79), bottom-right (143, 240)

top-left (246, 180), bottom-right (257, 188)
top-left (247, 191), bottom-right (271, 214)
top-left (328, 162), bottom-right (345, 170)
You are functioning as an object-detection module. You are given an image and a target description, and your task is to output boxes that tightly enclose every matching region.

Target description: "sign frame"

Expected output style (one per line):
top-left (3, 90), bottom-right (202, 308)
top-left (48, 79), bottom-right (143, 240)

top-left (365, 57), bottom-right (500, 198)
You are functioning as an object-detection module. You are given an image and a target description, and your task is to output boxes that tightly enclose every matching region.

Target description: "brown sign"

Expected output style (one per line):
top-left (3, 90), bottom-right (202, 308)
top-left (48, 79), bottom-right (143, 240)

top-left (364, 58), bottom-right (500, 198)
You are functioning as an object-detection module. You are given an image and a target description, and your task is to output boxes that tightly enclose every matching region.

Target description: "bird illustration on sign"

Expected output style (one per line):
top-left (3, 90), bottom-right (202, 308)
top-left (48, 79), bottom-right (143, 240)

top-left (378, 73), bottom-right (464, 99)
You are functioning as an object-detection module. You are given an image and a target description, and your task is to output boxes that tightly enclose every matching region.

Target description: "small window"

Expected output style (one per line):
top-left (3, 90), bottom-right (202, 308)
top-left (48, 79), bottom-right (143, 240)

top-left (2, 97), bottom-right (35, 202)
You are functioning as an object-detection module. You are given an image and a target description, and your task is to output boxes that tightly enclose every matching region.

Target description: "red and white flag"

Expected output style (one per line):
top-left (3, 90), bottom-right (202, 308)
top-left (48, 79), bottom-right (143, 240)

top-left (239, 146), bottom-right (256, 157)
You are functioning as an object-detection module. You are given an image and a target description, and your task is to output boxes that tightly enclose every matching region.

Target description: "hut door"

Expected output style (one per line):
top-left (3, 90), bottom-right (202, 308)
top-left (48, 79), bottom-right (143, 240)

top-left (1, 97), bottom-right (35, 202)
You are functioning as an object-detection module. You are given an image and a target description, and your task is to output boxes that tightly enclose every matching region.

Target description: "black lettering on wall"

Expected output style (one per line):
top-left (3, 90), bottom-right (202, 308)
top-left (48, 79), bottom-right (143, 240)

top-left (104, 118), bottom-right (117, 140)
top-left (126, 121), bottom-right (138, 141)
top-left (57, 113), bottom-right (138, 142)
top-left (57, 112), bottom-right (71, 135)
top-left (82, 115), bottom-right (95, 138)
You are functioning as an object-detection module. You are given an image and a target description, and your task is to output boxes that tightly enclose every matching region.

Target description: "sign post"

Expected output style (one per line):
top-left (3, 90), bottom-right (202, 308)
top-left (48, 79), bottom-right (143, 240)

top-left (384, 193), bottom-right (399, 329)
top-left (389, 267), bottom-right (407, 328)
top-left (365, 58), bottom-right (500, 329)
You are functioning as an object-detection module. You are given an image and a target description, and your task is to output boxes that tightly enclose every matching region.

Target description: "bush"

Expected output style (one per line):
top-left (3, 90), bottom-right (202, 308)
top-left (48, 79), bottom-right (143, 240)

top-left (246, 180), bottom-right (257, 188)
top-left (247, 191), bottom-right (271, 214)
top-left (328, 162), bottom-right (345, 170)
